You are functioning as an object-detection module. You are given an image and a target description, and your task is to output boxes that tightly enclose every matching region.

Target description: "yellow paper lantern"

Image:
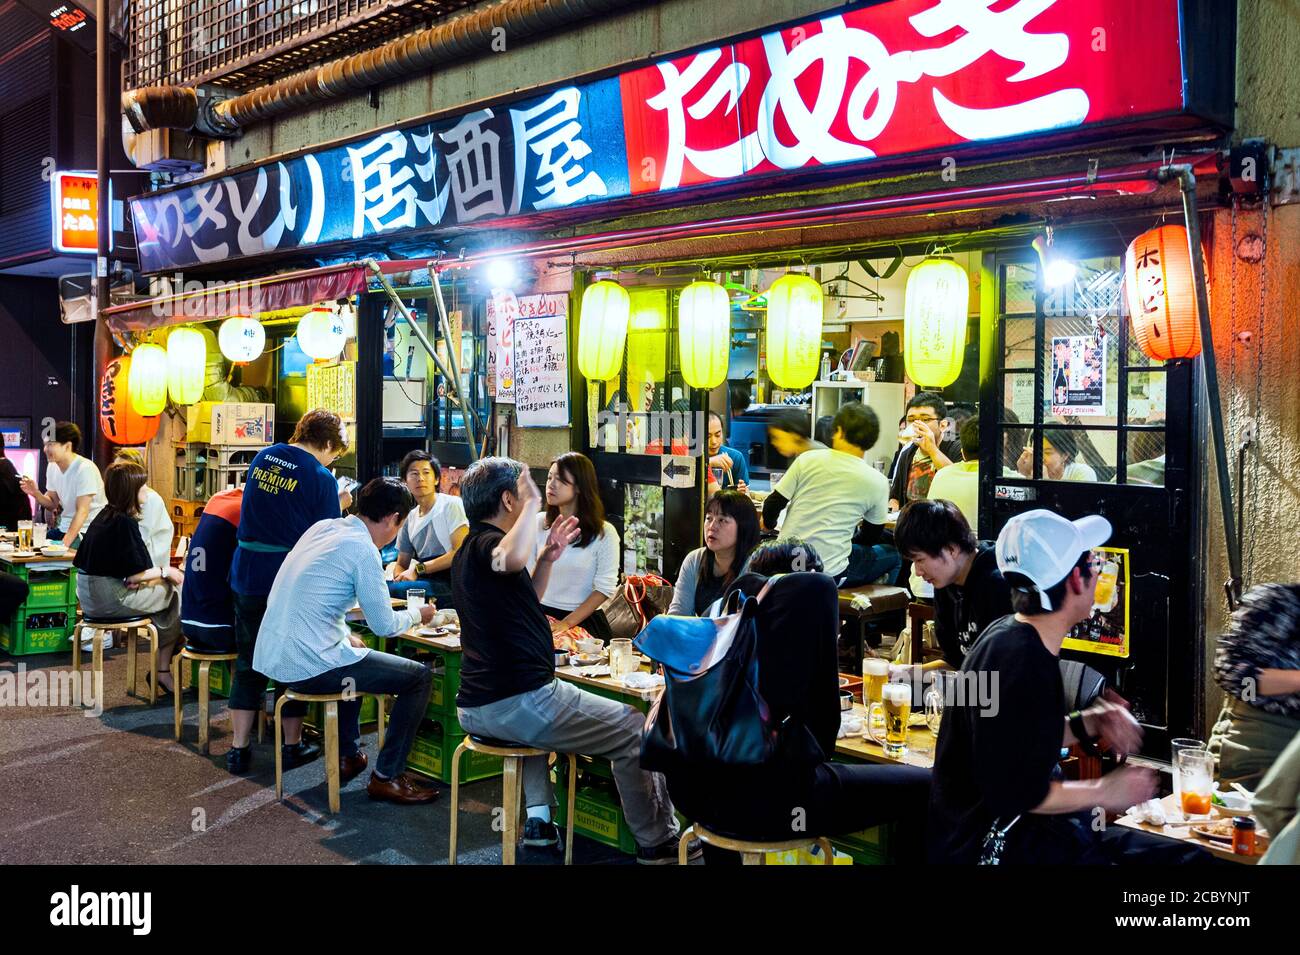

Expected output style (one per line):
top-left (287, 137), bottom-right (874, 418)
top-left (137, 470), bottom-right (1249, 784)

top-left (578, 281), bottom-right (630, 381)
top-left (166, 327), bottom-right (207, 405)
top-left (627, 289), bottom-right (668, 383)
top-left (677, 280), bottom-right (730, 389)
top-left (296, 305), bottom-right (347, 360)
top-left (127, 342), bottom-right (168, 416)
top-left (903, 257), bottom-right (969, 388)
top-left (218, 316), bottom-right (266, 363)
top-left (765, 274), bottom-right (823, 389)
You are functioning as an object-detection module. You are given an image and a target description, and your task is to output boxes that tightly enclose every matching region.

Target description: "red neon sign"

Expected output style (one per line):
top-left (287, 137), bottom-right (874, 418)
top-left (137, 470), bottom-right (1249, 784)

top-left (52, 171), bottom-right (99, 254)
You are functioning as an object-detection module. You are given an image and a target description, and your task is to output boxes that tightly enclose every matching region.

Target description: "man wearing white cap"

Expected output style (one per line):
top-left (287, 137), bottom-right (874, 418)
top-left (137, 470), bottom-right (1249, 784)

top-left (928, 509), bottom-right (1210, 863)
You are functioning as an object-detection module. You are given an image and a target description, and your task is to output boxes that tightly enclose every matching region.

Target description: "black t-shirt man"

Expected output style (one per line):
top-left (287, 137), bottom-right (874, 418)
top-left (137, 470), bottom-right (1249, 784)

top-left (452, 520), bottom-right (555, 707)
top-left (933, 543), bottom-right (1012, 668)
top-left (928, 615), bottom-right (1066, 863)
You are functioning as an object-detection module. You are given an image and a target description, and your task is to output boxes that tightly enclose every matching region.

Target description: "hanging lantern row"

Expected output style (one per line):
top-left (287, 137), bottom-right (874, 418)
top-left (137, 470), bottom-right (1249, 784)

top-left (1124, 223), bottom-right (1203, 361)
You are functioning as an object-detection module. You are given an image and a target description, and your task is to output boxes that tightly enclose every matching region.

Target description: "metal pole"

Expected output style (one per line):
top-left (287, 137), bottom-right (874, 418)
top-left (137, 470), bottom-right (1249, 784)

top-left (427, 261), bottom-right (484, 440)
top-left (1167, 165), bottom-right (1242, 608)
top-left (363, 260), bottom-right (479, 461)
top-left (93, 0), bottom-right (112, 469)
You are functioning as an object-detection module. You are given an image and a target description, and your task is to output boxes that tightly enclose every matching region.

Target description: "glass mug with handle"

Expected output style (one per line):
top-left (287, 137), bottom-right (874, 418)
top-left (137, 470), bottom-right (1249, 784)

top-left (609, 638), bottom-right (638, 680)
top-left (866, 682), bottom-right (912, 759)
top-left (863, 657), bottom-right (890, 726)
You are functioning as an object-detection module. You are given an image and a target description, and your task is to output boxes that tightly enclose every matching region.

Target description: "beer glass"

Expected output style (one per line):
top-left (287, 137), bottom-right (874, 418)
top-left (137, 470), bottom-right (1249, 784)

top-left (866, 683), bottom-right (912, 759)
top-left (16, 520), bottom-right (33, 552)
top-left (1176, 749), bottom-right (1215, 820)
top-left (406, 588), bottom-right (426, 612)
top-left (609, 639), bottom-right (637, 680)
top-left (863, 658), bottom-right (889, 725)
top-left (1170, 738), bottom-right (1205, 806)
top-left (1093, 559), bottom-right (1119, 610)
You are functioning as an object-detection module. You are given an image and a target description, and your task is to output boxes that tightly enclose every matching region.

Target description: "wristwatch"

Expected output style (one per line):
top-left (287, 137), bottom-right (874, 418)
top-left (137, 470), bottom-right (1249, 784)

top-left (1068, 710), bottom-right (1101, 755)
top-left (415, 560), bottom-right (427, 575)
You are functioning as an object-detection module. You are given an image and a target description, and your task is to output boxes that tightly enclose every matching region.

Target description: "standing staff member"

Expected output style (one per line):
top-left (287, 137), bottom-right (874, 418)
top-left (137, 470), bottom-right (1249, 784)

top-left (19, 422), bottom-right (105, 548)
top-left (706, 411), bottom-right (750, 495)
top-left (225, 409), bottom-right (353, 776)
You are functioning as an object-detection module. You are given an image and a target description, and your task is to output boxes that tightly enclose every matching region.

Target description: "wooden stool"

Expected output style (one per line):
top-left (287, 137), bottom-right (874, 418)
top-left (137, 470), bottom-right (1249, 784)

top-left (274, 689), bottom-right (387, 813)
top-left (679, 823), bottom-right (835, 865)
top-left (171, 648), bottom-right (267, 753)
top-left (448, 736), bottom-right (577, 866)
top-left (72, 617), bottom-right (158, 708)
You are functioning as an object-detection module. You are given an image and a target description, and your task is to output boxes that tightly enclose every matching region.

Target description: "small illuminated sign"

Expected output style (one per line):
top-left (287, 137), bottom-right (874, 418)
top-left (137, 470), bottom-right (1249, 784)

top-left (49, 4), bottom-right (88, 32)
top-left (51, 171), bottom-right (99, 254)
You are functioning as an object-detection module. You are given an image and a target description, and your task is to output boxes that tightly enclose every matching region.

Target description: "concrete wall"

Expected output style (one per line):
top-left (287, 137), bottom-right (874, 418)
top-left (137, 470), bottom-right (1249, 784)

top-left (213, 0), bottom-right (843, 172)
top-left (1199, 0), bottom-right (1300, 730)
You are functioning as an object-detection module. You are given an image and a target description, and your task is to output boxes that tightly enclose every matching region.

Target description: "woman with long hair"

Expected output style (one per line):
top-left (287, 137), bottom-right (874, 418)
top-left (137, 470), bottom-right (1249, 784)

top-left (534, 452), bottom-right (621, 641)
top-left (667, 490), bottom-right (761, 616)
top-left (73, 459), bottom-right (184, 693)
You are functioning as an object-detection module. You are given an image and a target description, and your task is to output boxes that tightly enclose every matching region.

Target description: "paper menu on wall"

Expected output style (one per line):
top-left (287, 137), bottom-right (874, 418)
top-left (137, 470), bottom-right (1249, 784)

top-left (513, 294), bottom-right (570, 428)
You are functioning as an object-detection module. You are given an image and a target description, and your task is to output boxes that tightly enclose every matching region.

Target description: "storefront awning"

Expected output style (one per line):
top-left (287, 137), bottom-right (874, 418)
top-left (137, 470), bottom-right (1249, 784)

top-left (102, 259), bottom-right (428, 333)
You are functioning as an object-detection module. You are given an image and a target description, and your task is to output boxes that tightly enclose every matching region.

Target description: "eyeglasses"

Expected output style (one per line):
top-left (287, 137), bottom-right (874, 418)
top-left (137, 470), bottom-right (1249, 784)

top-left (906, 415), bottom-right (941, 424)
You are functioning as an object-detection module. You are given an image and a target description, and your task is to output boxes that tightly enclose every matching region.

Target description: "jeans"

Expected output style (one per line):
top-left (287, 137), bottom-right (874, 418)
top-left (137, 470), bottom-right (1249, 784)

top-left (387, 573), bottom-right (454, 608)
top-left (840, 542), bottom-right (902, 588)
top-left (231, 592), bottom-right (304, 716)
top-left (459, 679), bottom-right (679, 849)
top-left (288, 651), bottom-right (433, 779)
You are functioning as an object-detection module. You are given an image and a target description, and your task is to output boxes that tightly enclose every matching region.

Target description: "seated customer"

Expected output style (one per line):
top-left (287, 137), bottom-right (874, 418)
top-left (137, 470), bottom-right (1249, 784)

top-left (706, 411), bottom-right (749, 495)
top-left (534, 453), bottom-right (621, 640)
top-left (20, 421), bottom-right (105, 548)
top-left (929, 509), bottom-right (1208, 863)
top-left (668, 490), bottom-right (760, 617)
top-left (1208, 583), bottom-right (1300, 788)
top-left (661, 570), bottom-right (931, 862)
top-left (1016, 427), bottom-right (1098, 482)
top-left (895, 500), bottom-right (1009, 671)
top-left (746, 537), bottom-right (824, 577)
top-left (387, 451), bottom-right (468, 608)
top-left (767, 409), bottom-right (824, 463)
top-left (889, 393), bottom-right (960, 510)
top-left (926, 416), bottom-right (980, 526)
top-left (452, 457), bottom-right (691, 863)
top-left (113, 448), bottom-right (173, 571)
top-left (763, 402), bottom-right (898, 587)
top-left (253, 478), bottom-right (440, 805)
top-left (179, 488), bottom-right (242, 654)
top-left (73, 460), bottom-right (183, 694)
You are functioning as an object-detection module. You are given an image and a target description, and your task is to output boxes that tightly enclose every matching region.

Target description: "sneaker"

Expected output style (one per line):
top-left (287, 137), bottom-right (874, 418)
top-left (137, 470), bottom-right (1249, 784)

top-left (523, 817), bottom-right (561, 849)
top-left (225, 745), bottom-right (252, 775)
top-left (280, 740), bottom-right (323, 770)
top-left (637, 836), bottom-right (702, 865)
top-left (76, 629), bottom-right (113, 652)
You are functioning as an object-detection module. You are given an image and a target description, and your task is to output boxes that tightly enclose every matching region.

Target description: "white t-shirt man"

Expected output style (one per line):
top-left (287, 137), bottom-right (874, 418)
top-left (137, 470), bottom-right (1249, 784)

top-left (774, 448), bottom-right (890, 579)
top-left (46, 455), bottom-right (106, 536)
top-left (396, 493), bottom-right (469, 564)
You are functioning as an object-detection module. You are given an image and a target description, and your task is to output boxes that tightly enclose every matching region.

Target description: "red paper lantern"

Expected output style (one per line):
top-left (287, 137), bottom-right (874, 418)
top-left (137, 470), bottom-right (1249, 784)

top-left (100, 355), bottom-right (161, 446)
top-left (1124, 224), bottom-right (1203, 361)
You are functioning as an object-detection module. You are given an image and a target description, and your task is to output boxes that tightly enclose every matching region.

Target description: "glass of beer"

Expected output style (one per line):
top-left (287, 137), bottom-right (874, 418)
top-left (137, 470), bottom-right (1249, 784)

top-left (16, 520), bottom-right (33, 552)
top-left (866, 682), bottom-right (912, 759)
top-left (1092, 557), bottom-right (1119, 610)
top-left (863, 657), bottom-right (889, 725)
top-left (1176, 749), bottom-right (1215, 820)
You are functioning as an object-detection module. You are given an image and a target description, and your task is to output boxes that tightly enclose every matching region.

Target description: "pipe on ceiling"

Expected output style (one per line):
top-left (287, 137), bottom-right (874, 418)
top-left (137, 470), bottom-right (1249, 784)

top-left (121, 0), bottom-right (646, 139)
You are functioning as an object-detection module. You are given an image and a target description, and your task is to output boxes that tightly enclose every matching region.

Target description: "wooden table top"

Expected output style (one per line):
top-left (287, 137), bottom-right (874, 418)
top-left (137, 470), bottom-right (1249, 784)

top-left (0, 549), bottom-right (76, 566)
top-left (1113, 794), bottom-right (1264, 864)
top-left (554, 664), bottom-right (663, 702)
top-left (833, 702), bottom-right (937, 768)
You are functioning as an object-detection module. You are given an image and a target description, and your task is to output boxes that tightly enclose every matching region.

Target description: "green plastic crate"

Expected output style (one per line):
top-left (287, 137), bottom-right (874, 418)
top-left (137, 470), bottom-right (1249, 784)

top-left (304, 694), bottom-right (379, 732)
top-left (190, 659), bottom-right (234, 698)
top-left (553, 761), bottom-right (638, 855)
top-left (829, 824), bottom-right (893, 865)
top-left (402, 719), bottom-right (502, 784)
top-left (0, 604), bottom-right (77, 656)
top-left (22, 568), bottom-right (77, 609)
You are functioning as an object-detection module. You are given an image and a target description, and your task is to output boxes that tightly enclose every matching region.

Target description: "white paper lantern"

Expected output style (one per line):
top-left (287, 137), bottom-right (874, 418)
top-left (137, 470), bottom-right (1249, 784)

top-left (295, 305), bottom-right (347, 361)
top-left (218, 316), bottom-right (266, 363)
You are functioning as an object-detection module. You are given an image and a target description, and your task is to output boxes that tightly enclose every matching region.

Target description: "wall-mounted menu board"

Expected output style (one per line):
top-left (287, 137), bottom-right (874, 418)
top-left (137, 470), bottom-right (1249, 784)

top-left (513, 293), bottom-right (570, 428)
top-left (306, 360), bottom-right (356, 420)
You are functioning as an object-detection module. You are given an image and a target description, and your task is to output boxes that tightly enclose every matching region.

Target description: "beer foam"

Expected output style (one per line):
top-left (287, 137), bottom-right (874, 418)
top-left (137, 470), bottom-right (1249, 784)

top-left (863, 658), bottom-right (890, 675)
top-left (882, 682), bottom-right (912, 704)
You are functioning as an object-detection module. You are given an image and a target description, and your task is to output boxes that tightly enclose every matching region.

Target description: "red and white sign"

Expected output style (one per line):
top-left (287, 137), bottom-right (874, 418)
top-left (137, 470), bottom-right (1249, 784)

top-left (619, 0), bottom-right (1185, 194)
top-left (51, 171), bottom-right (99, 254)
top-left (486, 289), bottom-right (519, 403)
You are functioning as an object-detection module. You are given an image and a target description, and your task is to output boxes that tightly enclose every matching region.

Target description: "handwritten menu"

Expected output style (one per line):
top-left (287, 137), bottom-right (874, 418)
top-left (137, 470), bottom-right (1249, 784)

top-left (513, 293), bottom-right (570, 428)
top-left (306, 360), bottom-right (356, 420)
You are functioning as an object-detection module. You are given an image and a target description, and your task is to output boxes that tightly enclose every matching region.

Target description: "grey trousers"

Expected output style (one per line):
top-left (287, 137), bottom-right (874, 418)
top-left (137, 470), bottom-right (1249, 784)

top-left (459, 679), bottom-right (679, 849)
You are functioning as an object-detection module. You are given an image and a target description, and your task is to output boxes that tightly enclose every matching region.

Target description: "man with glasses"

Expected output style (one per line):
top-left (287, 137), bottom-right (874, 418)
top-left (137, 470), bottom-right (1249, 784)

top-left (889, 392), bottom-right (961, 511)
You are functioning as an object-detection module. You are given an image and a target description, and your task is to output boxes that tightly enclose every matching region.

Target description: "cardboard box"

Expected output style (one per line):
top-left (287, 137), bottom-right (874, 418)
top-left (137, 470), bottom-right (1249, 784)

top-left (187, 402), bottom-right (275, 445)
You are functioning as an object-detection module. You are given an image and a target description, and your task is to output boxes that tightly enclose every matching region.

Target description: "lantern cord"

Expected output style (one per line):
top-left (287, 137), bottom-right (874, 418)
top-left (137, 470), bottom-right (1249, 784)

top-left (1161, 164), bottom-right (1242, 610)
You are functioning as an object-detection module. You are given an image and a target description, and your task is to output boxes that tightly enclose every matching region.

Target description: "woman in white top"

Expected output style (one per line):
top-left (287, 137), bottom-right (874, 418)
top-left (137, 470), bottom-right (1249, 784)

top-left (534, 452), bottom-right (620, 641)
top-left (116, 448), bottom-right (174, 571)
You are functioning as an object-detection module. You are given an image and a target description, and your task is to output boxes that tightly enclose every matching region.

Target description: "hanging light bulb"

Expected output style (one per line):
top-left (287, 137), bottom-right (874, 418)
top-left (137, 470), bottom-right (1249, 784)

top-left (577, 280), bottom-right (630, 381)
top-left (677, 280), bottom-right (730, 389)
top-left (295, 305), bottom-right (347, 360)
top-left (166, 327), bottom-right (206, 405)
top-left (765, 273), bottom-right (824, 389)
top-left (1033, 228), bottom-right (1077, 287)
top-left (218, 316), bottom-right (266, 363)
top-left (903, 256), bottom-right (969, 388)
top-left (127, 342), bottom-right (168, 416)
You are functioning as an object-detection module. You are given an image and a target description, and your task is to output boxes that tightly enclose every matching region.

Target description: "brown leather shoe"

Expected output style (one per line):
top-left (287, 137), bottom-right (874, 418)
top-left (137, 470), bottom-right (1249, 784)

top-left (340, 750), bottom-right (368, 783)
top-left (366, 772), bottom-right (441, 805)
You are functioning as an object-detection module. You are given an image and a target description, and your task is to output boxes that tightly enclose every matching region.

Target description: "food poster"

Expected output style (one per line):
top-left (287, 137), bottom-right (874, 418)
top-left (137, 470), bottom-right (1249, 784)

top-left (1063, 546), bottom-right (1130, 658)
top-left (623, 483), bottom-right (665, 576)
top-left (1050, 335), bottom-right (1106, 417)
